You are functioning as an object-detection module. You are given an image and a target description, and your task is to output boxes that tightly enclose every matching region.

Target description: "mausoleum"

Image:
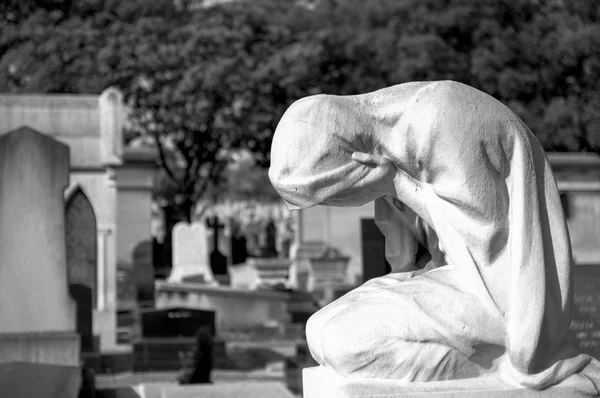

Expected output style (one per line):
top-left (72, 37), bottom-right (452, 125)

top-left (0, 89), bottom-right (158, 354)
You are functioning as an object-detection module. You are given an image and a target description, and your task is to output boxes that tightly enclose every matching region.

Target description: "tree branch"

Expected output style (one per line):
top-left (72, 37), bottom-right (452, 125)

top-left (152, 131), bottom-right (178, 184)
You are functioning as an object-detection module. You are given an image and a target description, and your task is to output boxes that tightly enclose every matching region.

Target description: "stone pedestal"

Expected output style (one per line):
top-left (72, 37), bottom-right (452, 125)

top-left (302, 366), bottom-right (589, 398)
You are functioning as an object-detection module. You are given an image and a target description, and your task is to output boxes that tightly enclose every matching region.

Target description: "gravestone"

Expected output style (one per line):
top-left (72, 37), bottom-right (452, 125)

top-left (230, 224), bottom-right (248, 265)
top-left (140, 307), bottom-right (216, 338)
top-left (134, 307), bottom-right (223, 372)
top-left (133, 240), bottom-right (155, 307)
top-left (168, 222), bottom-right (215, 283)
top-left (207, 217), bottom-right (228, 276)
top-left (116, 267), bottom-right (136, 309)
top-left (68, 285), bottom-right (94, 354)
top-left (65, 186), bottom-right (98, 354)
top-left (262, 221), bottom-right (279, 258)
top-left (569, 264), bottom-right (600, 359)
top-left (0, 127), bottom-right (80, 397)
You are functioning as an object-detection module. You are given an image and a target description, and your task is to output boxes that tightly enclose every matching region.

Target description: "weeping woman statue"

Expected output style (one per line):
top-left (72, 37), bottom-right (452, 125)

top-left (269, 81), bottom-right (600, 394)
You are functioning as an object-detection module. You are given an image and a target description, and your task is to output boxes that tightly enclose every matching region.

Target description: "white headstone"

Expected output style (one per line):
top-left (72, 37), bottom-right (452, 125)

top-left (168, 221), bottom-right (215, 283)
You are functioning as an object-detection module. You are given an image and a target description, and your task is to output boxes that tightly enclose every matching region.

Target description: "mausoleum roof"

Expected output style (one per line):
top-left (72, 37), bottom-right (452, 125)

top-left (0, 88), bottom-right (124, 169)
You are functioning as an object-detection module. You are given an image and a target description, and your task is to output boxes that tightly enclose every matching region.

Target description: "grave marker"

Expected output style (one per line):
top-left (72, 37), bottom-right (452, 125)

top-left (0, 126), bottom-right (79, 397)
top-left (262, 221), bottom-right (278, 258)
top-left (569, 264), bottom-right (600, 359)
top-left (140, 307), bottom-right (216, 338)
top-left (133, 240), bottom-right (155, 307)
top-left (207, 217), bottom-right (229, 285)
top-left (168, 222), bottom-right (215, 283)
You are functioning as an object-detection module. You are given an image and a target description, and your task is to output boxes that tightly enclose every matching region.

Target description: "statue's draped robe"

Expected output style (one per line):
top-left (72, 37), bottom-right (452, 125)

top-left (269, 81), bottom-right (600, 394)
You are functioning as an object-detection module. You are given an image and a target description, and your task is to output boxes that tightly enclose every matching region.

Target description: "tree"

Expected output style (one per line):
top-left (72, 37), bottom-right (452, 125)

top-left (100, 1), bottom-right (316, 222)
top-left (0, 0), bottom-right (301, 222)
top-left (2, 0), bottom-right (600, 223)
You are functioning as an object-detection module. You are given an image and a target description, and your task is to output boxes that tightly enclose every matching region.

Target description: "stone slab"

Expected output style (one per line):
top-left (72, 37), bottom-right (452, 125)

top-left (159, 381), bottom-right (296, 398)
top-left (0, 362), bottom-right (80, 398)
top-left (302, 366), bottom-right (590, 398)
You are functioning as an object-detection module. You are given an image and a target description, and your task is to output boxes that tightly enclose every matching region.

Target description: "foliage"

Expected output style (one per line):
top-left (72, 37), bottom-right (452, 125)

top-left (2, 0), bottom-right (600, 222)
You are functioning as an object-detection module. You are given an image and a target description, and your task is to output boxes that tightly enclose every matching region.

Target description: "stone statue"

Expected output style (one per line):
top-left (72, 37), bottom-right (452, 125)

top-left (269, 81), bottom-right (600, 395)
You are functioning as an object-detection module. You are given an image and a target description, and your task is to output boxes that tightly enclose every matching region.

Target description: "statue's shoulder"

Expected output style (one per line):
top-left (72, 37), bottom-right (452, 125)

top-left (358, 80), bottom-right (481, 111)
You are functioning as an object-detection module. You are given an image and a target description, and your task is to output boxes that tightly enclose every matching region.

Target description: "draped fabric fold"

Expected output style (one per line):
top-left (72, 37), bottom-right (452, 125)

top-left (269, 81), bottom-right (600, 394)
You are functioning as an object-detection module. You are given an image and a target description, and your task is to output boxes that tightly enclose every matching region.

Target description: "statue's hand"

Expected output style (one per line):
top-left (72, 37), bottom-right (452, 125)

top-left (351, 151), bottom-right (394, 171)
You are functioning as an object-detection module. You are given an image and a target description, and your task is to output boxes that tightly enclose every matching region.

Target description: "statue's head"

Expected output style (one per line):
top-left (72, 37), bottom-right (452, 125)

top-left (269, 94), bottom-right (395, 210)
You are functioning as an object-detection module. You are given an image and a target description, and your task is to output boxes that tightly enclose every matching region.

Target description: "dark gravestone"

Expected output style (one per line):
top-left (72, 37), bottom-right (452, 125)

top-left (207, 217), bottom-right (228, 284)
top-left (153, 237), bottom-right (170, 280)
top-left (116, 267), bottom-right (136, 310)
top-left (230, 224), bottom-right (248, 266)
top-left (134, 308), bottom-right (221, 373)
top-left (262, 221), bottom-right (278, 258)
top-left (65, 187), bottom-right (97, 353)
top-left (360, 219), bottom-right (391, 283)
top-left (569, 264), bottom-right (600, 359)
top-left (133, 240), bottom-right (155, 308)
top-left (141, 307), bottom-right (216, 338)
top-left (210, 251), bottom-right (228, 277)
top-left (69, 285), bottom-right (94, 354)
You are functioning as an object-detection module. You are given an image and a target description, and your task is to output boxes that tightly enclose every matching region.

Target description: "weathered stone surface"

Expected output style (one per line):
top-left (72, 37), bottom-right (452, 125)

top-left (0, 127), bottom-right (80, 397)
top-left (302, 366), bottom-right (596, 398)
top-left (269, 81), bottom-right (600, 394)
top-left (0, 127), bottom-right (76, 335)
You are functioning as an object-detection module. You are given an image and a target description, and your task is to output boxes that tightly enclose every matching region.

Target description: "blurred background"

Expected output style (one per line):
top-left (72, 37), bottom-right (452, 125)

top-left (0, 0), bottom-right (599, 397)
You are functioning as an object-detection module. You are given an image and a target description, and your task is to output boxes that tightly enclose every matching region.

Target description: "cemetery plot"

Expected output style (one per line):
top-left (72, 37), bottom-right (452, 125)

top-left (134, 307), bottom-right (223, 372)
